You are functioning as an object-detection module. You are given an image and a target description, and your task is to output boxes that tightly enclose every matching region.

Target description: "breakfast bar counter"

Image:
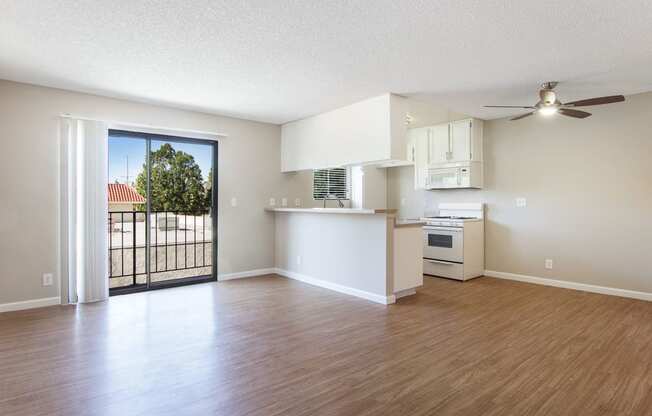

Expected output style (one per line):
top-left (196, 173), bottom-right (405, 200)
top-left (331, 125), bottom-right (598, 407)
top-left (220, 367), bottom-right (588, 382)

top-left (266, 208), bottom-right (423, 304)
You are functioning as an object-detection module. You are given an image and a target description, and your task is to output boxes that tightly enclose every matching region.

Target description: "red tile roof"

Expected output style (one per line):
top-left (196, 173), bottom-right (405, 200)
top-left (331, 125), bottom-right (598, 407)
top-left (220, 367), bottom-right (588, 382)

top-left (108, 183), bottom-right (146, 204)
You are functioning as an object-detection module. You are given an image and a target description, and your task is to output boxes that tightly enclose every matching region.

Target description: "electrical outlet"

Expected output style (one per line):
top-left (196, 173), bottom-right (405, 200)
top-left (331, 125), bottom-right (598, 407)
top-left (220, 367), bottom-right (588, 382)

top-left (545, 259), bottom-right (553, 270)
top-left (269, 198), bottom-right (276, 206)
top-left (294, 198), bottom-right (301, 207)
top-left (516, 197), bottom-right (527, 208)
top-left (296, 255), bottom-right (302, 266)
top-left (42, 273), bottom-right (53, 286)
top-left (230, 197), bottom-right (237, 207)
top-left (281, 197), bottom-right (288, 207)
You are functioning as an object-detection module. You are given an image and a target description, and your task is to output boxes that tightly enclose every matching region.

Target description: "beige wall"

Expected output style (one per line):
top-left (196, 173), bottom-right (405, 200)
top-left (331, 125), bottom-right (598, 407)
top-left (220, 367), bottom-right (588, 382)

top-left (387, 91), bottom-right (652, 293)
top-left (3, 77), bottom-right (651, 305)
top-left (359, 166), bottom-right (388, 209)
top-left (0, 80), bottom-right (307, 305)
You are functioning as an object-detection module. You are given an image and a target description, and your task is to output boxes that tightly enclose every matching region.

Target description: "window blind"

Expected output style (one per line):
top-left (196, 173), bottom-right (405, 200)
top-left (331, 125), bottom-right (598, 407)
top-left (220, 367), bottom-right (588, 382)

top-left (313, 168), bottom-right (349, 200)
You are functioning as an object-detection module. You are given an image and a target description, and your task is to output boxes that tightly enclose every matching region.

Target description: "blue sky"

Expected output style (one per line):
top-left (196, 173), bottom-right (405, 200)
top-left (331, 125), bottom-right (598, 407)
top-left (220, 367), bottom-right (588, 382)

top-left (108, 133), bottom-right (213, 184)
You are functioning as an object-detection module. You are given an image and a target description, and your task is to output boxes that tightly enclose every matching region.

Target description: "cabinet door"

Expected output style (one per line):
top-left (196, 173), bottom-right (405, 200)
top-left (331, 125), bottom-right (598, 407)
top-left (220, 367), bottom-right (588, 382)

top-left (429, 124), bottom-right (450, 165)
top-left (407, 127), bottom-right (429, 189)
top-left (451, 119), bottom-right (472, 162)
top-left (414, 128), bottom-right (429, 189)
top-left (406, 128), bottom-right (419, 164)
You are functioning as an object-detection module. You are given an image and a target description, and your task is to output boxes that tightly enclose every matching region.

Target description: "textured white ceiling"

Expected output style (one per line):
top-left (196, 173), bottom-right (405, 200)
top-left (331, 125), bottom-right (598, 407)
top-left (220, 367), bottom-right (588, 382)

top-left (1, 0), bottom-right (652, 124)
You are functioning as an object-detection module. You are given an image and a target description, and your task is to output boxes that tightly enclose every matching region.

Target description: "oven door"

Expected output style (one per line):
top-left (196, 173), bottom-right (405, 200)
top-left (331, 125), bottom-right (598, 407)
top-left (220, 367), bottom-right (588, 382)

top-left (423, 226), bottom-right (463, 263)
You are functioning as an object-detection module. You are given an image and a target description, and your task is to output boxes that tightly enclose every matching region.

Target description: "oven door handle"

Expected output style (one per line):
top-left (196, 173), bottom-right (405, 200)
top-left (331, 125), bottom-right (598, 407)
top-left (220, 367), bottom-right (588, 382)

top-left (425, 259), bottom-right (458, 266)
top-left (424, 227), bottom-right (462, 232)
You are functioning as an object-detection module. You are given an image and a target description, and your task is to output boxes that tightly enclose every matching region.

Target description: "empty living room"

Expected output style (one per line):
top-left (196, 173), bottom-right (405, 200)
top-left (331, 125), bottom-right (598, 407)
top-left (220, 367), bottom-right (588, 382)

top-left (1, 1), bottom-right (652, 415)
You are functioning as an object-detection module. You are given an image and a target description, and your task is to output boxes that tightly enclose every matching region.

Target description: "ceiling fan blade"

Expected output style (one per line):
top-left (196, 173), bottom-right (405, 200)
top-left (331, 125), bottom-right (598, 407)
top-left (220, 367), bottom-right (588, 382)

top-left (563, 95), bottom-right (624, 107)
top-left (485, 105), bottom-right (535, 109)
top-left (558, 108), bottom-right (592, 118)
top-left (510, 112), bottom-right (535, 121)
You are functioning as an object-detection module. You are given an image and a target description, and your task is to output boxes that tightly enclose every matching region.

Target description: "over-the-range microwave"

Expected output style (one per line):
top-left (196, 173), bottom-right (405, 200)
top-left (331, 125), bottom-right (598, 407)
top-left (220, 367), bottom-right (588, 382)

top-left (426, 162), bottom-right (483, 189)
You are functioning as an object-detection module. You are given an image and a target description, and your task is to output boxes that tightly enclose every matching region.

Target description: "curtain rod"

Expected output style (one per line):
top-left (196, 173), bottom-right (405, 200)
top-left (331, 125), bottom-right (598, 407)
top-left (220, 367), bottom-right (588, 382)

top-left (59, 113), bottom-right (228, 138)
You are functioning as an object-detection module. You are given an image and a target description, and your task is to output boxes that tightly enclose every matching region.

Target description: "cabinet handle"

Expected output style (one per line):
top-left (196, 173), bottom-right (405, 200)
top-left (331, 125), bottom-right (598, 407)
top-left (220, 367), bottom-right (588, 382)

top-left (425, 259), bottom-right (457, 265)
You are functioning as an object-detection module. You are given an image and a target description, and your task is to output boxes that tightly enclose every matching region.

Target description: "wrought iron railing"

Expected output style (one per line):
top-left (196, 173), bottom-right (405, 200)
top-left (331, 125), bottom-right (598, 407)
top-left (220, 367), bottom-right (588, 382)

top-left (108, 211), bottom-right (212, 287)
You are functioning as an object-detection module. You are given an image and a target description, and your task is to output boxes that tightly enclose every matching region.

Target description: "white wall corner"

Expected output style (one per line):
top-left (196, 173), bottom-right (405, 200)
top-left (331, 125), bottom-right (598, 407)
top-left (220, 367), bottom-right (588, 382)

top-left (484, 270), bottom-right (652, 302)
top-left (218, 268), bottom-right (277, 281)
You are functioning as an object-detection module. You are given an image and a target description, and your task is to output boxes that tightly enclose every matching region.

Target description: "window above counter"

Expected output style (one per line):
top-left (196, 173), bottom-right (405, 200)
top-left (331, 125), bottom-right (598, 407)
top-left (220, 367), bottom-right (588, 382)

top-left (313, 168), bottom-right (349, 200)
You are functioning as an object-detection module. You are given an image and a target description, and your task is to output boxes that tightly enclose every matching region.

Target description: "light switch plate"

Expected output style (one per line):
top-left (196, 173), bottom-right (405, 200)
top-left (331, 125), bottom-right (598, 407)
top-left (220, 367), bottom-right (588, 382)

top-left (401, 197), bottom-right (407, 206)
top-left (230, 197), bottom-right (237, 207)
top-left (516, 197), bottom-right (527, 208)
top-left (269, 198), bottom-right (276, 206)
top-left (545, 259), bottom-right (553, 269)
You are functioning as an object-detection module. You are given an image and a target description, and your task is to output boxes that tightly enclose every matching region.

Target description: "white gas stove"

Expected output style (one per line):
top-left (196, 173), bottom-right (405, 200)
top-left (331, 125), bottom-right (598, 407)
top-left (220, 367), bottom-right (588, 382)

top-left (420, 203), bottom-right (485, 281)
top-left (421, 216), bottom-right (483, 228)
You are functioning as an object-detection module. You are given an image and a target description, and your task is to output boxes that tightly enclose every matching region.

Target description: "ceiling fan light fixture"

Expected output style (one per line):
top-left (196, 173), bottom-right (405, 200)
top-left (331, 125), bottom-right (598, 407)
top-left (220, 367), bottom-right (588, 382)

top-left (485, 82), bottom-right (624, 121)
top-left (538, 106), bottom-right (558, 116)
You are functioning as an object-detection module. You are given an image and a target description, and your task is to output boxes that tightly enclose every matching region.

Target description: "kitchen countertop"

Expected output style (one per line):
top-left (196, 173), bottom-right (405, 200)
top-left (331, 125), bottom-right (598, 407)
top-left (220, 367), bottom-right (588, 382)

top-left (265, 208), bottom-right (424, 228)
top-left (265, 208), bottom-right (397, 215)
top-left (394, 219), bottom-right (426, 228)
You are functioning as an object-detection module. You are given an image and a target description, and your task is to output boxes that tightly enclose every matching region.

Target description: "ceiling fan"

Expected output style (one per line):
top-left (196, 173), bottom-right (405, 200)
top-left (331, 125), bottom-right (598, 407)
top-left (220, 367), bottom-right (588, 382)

top-left (485, 82), bottom-right (625, 121)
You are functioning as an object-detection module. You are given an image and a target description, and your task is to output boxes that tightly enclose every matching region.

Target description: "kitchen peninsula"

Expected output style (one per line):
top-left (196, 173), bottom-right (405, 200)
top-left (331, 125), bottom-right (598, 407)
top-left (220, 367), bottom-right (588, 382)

top-left (266, 208), bottom-right (423, 304)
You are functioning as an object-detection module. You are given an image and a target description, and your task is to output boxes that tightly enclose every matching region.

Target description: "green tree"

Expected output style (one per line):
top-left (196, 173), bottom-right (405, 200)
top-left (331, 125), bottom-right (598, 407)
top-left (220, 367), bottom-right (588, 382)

top-left (136, 143), bottom-right (208, 214)
top-left (204, 167), bottom-right (213, 210)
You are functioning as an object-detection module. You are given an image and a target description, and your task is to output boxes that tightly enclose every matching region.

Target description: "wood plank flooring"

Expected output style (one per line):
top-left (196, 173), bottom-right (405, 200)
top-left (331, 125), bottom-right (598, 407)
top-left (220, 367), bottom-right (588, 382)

top-left (1, 275), bottom-right (652, 415)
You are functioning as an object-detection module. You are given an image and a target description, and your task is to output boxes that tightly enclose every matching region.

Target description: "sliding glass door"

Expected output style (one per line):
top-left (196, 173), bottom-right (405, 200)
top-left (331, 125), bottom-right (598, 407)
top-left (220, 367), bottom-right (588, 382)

top-left (107, 130), bottom-right (217, 295)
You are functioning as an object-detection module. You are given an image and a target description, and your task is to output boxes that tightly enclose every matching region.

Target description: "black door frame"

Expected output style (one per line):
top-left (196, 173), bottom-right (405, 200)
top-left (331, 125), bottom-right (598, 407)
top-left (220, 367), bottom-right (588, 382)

top-left (108, 129), bottom-right (218, 296)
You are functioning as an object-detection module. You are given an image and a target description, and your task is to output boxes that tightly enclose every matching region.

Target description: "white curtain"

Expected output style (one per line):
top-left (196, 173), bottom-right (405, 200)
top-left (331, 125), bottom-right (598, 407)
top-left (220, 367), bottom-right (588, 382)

top-left (60, 118), bottom-right (109, 304)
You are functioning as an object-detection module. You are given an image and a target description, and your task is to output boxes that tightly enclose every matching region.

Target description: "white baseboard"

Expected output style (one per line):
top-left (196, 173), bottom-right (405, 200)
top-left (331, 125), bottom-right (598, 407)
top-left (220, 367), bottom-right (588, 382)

top-left (395, 288), bottom-right (417, 299)
top-left (217, 267), bottom-right (395, 305)
top-left (218, 268), bottom-right (276, 281)
top-left (0, 297), bottom-right (61, 313)
top-left (275, 268), bottom-right (396, 305)
top-left (484, 270), bottom-right (652, 302)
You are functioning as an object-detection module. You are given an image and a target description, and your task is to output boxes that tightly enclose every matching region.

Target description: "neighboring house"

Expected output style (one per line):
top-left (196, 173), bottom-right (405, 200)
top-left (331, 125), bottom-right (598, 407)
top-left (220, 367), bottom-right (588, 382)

top-left (108, 183), bottom-right (146, 212)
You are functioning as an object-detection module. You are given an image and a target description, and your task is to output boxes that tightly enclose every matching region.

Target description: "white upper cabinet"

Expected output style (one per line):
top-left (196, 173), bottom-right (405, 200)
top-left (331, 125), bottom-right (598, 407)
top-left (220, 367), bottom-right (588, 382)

top-left (451, 119), bottom-right (471, 162)
top-left (470, 119), bottom-right (483, 163)
top-left (280, 94), bottom-right (408, 172)
top-left (426, 118), bottom-right (483, 167)
top-left (406, 128), bottom-right (418, 164)
top-left (411, 118), bottom-right (483, 189)
top-left (429, 124), bottom-right (450, 165)
top-left (408, 127), bottom-right (429, 189)
top-left (280, 92), bottom-right (482, 177)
